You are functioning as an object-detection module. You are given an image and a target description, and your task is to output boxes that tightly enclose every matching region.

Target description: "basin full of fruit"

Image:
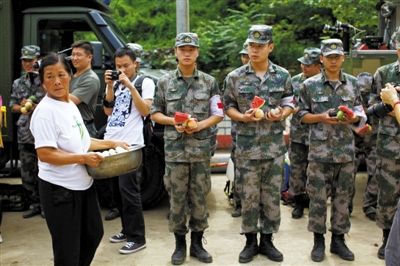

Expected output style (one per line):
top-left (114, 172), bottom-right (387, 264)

top-left (86, 144), bottom-right (144, 179)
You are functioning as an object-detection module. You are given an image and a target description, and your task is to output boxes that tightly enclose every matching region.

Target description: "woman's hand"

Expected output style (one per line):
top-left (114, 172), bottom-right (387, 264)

top-left (83, 152), bottom-right (104, 168)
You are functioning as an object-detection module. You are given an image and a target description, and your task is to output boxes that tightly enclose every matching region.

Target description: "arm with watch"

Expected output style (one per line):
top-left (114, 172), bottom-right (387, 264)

top-left (380, 83), bottom-right (400, 125)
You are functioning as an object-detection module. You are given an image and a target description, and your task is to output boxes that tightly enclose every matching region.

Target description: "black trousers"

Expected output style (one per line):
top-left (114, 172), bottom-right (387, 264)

top-left (117, 170), bottom-right (146, 244)
top-left (39, 179), bottom-right (103, 266)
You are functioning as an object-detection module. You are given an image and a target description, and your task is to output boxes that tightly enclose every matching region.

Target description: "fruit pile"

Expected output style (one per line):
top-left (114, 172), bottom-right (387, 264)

top-left (251, 96), bottom-right (266, 118)
top-left (174, 112), bottom-right (198, 129)
top-left (96, 146), bottom-right (128, 157)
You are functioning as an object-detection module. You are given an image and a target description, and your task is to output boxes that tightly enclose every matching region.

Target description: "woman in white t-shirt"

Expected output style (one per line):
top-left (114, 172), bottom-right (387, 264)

top-left (30, 53), bottom-right (129, 266)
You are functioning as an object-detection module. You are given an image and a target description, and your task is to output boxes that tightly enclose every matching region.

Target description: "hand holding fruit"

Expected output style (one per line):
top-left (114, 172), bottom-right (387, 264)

top-left (20, 96), bottom-right (37, 114)
top-left (266, 106), bottom-right (283, 121)
top-left (174, 112), bottom-right (198, 133)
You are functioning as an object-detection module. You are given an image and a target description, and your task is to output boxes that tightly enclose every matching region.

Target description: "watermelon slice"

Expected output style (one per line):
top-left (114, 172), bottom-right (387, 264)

top-left (251, 96), bottom-right (266, 109)
top-left (338, 105), bottom-right (356, 119)
top-left (174, 112), bottom-right (191, 124)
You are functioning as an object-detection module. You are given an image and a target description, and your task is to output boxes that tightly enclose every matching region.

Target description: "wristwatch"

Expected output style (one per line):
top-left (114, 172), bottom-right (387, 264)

top-left (103, 96), bottom-right (115, 108)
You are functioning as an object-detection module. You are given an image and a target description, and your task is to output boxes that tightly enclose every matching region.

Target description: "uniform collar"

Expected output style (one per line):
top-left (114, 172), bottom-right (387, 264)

top-left (176, 67), bottom-right (199, 79)
top-left (321, 69), bottom-right (346, 84)
top-left (246, 60), bottom-right (276, 75)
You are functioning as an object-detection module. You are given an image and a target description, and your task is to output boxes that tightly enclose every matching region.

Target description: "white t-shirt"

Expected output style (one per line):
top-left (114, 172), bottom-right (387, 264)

top-left (30, 95), bottom-right (92, 190)
top-left (104, 76), bottom-right (155, 144)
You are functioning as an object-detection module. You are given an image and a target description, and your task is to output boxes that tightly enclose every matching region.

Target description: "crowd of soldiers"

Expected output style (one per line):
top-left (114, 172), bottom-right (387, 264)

top-left (1, 22), bottom-right (400, 265)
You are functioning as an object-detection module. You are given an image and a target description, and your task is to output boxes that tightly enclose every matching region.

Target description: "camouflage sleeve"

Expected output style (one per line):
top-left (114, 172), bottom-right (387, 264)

top-left (281, 75), bottom-right (295, 109)
top-left (222, 74), bottom-right (239, 112)
top-left (297, 82), bottom-right (311, 120)
top-left (210, 77), bottom-right (220, 97)
top-left (150, 77), bottom-right (166, 115)
top-left (9, 79), bottom-right (21, 107)
top-left (370, 70), bottom-right (383, 105)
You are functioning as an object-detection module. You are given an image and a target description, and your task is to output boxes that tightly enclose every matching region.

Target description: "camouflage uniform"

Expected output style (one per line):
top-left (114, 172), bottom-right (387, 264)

top-left (151, 68), bottom-right (220, 234)
top-left (355, 72), bottom-right (378, 216)
top-left (10, 72), bottom-right (45, 205)
top-left (298, 69), bottom-right (365, 234)
top-left (289, 73), bottom-right (309, 197)
top-left (223, 60), bottom-right (294, 234)
top-left (372, 61), bottom-right (400, 230)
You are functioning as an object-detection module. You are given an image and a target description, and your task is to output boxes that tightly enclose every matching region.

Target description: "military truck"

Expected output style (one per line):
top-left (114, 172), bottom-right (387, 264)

top-left (325, 0), bottom-right (400, 76)
top-left (0, 0), bottom-right (166, 209)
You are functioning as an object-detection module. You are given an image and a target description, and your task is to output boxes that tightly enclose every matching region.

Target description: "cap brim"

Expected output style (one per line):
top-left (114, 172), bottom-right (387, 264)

top-left (175, 44), bottom-right (199, 48)
top-left (246, 38), bottom-right (270, 45)
top-left (322, 51), bottom-right (344, 56)
top-left (20, 56), bottom-right (36, 60)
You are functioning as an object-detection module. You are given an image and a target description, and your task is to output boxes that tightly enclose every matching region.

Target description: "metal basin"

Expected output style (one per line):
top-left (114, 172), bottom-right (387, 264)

top-left (87, 144), bottom-right (143, 179)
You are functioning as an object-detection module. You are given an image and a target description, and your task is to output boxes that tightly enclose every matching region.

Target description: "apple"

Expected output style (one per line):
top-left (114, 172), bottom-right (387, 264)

top-left (185, 118), bottom-right (198, 129)
top-left (20, 107), bottom-right (27, 114)
top-left (24, 101), bottom-right (33, 110)
top-left (336, 110), bottom-right (345, 121)
top-left (254, 108), bottom-right (264, 118)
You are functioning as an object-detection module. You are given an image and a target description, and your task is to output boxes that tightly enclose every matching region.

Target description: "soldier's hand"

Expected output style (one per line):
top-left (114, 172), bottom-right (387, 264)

top-left (242, 109), bottom-right (262, 122)
top-left (321, 111), bottom-right (341, 125)
top-left (265, 106), bottom-right (283, 122)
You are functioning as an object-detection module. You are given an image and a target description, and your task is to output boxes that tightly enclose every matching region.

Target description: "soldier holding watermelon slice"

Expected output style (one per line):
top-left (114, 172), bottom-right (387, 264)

top-left (223, 25), bottom-right (295, 263)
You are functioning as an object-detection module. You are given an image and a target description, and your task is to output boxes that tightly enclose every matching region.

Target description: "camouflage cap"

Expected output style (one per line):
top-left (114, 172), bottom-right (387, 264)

top-left (297, 47), bottom-right (321, 65)
top-left (394, 28), bottom-right (400, 49)
top-left (20, 45), bottom-right (40, 60)
top-left (175, 32), bottom-right (199, 47)
top-left (127, 43), bottom-right (143, 62)
top-left (320, 39), bottom-right (344, 56)
top-left (239, 41), bottom-right (248, 55)
top-left (356, 72), bottom-right (373, 91)
top-left (246, 25), bottom-right (272, 44)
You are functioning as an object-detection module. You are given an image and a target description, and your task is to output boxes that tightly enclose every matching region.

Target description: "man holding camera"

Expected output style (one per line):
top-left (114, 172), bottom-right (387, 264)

top-left (370, 29), bottom-right (400, 261)
top-left (103, 47), bottom-right (155, 254)
top-left (298, 39), bottom-right (366, 262)
top-left (10, 45), bottom-right (45, 218)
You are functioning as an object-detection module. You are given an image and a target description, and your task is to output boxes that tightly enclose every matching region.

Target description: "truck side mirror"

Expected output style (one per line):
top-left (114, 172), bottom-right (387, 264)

top-left (90, 41), bottom-right (103, 69)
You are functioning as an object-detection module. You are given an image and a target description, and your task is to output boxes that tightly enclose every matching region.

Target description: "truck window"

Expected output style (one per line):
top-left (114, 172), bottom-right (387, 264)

top-left (38, 19), bottom-right (108, 69)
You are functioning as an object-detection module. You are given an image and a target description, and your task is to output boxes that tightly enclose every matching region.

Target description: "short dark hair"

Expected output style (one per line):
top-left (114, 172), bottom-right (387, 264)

top-left (71, 40), bottom-right (93, 55)
top-left (39, 53), bottom-right (72, 83)
top-left (114, 47), bottom-right (136, 63)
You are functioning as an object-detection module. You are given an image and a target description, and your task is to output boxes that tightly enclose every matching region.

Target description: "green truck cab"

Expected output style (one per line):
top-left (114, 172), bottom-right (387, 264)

top-left (0, 0), bottom-right (166, 208)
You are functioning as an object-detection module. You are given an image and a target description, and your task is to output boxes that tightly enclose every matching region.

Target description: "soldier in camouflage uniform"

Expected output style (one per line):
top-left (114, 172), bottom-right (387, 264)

top-left (354, 72), bottom-right (378, 221)
top-left (370, 29), bottom-right (400, 260)
top-left (9, 45), bottom-right (45, 218)
top-left (151, 32), bottom-right (223, 265)
top-left (223, 25), bottom-right (295, 263)
top-left (298, 39), bottom-right (366, 262)
top-left (230, 41), bottom-right (250, 218)
top-left (289, 47), bottom-right (321, 219)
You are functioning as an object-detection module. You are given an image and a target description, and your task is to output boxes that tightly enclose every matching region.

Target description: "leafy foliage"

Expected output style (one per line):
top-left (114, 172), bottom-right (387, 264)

top-left (106, 0), bottom-right (378, 80)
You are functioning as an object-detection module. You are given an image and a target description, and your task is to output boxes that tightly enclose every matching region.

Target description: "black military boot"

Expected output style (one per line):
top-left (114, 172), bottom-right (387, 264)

top-left (190, 231), bottom-right (212, 263)
top-left (378, 229), bottom-right (390, 259)
top-left (330, 234), bottom-right (354, 261)
top-left (171, 233), bottom-right (186, 265)
top-left (259, 233), bottom-right (283, 262)
top-left (239, 233), bottom-right (258, 263)
top-left (292, 195), bottom-right (305, 219)
top-left (311, 233), bottom-right (325, 262)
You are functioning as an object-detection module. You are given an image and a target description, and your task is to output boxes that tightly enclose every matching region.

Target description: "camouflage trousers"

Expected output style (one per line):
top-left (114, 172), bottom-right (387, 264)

top-left (164, 161), bottom-right (211, 234)
top-left (375, 157), bottom-right (400, 229)
top-left (306, 161), bottom-right (354, 234)
top-left (354, 144), bottom-right (378, 212)
top-left (19, 143), bottom-right (40, 204)
top-left (288, 141), bottom-right (309, 196)
top-left (236, 155), bottom-right (283, 234)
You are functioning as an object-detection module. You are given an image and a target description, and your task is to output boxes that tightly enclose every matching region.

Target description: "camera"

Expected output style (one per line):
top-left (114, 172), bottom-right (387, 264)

top-left (366, 102), bottom-right (393, 118)
top-left (110, 70), bottom-right (121, 80)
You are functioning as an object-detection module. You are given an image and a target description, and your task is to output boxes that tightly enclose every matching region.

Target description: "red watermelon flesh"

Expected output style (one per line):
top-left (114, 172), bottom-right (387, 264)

top-left (251, 96), bottom-right (266, 109)
top-left (174, 112), bottom-right (191, 124)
